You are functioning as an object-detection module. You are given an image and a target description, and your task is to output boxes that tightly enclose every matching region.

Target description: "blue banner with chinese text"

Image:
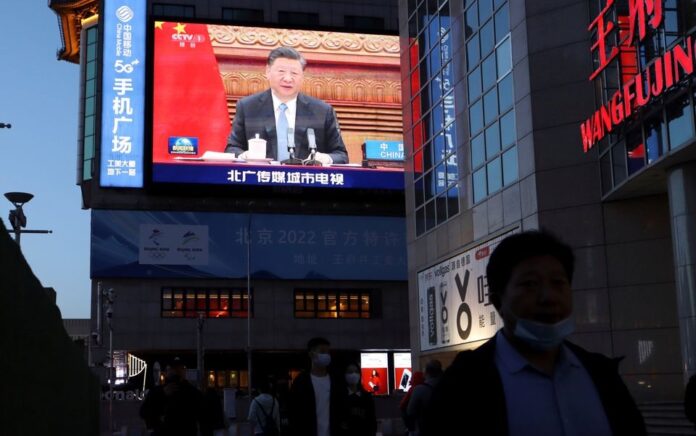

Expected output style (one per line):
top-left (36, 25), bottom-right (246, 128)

top-left (91, 210), bottom-right (407, 280)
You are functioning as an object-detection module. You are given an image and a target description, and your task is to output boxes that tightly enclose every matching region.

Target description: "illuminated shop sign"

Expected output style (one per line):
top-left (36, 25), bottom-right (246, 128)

top-left (580, 0), bottom-right (695, 152)
top-left (100, 0), bottom-right (146, 187)
top-left (417, 229), bottom-right (518, 351)
top-left (360, 353), bottom-right (389, 396)
top-left (393, 352), bottom-right (413, 392)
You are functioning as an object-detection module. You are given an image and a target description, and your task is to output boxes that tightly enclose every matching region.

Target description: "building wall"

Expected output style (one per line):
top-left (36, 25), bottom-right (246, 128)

top-left (71, 0), bottom-right (412, 396)
top-left (402, 0), bottom-right (684, 401)
top-left (600, 195), bottom-right (681, 401)
top-left (92, 278), bottom-right (409, 352)
top-left (524, 1), bottom-right (682, 401)
top-left (165, 0), bottom-right (399, 29)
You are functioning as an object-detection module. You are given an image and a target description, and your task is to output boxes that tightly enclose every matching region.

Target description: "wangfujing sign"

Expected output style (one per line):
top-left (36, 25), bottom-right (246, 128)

top-left (581, 0), bottom-right (696, 152)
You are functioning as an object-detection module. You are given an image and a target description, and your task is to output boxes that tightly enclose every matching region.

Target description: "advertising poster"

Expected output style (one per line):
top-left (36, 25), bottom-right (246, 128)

top-left (360, 353), bottom-right (388, 396)
top-left (91, 210), bottom-right (406, 280)
top-left (418, 230), bottom-right (518, 351)
top-left (393, 352), bottom-right (412, 392)
top-left (101, 0), bottom-right (146, 187)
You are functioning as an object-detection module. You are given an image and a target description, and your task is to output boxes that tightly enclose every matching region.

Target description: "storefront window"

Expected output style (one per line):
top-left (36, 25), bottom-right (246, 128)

top-left (480, 20), bottom-right (495, 55)
top-left (152, 3), bottom-right (195, 17)
top-left (626, 127), bottom-right (646, 175)
top-left (644, 115), bottom-right (665, 164)
top-left (667, 93), bottom-right (694, 150)
top-left (472, 133), bottom-right (486, 167)
top-left (612, 141), bottom-right (627, 186)
top-left (81, 25), bottom-right (98, 182)
top-left (502, 146), bottom-right (518, 185)
top-left (295, 290), bottom-right (373, 318)
top-left (482, 54), bottom-right (497, 90)
top-left (494, 4), bottom-right (509, 43)
top-left (485, 122), bottom-right (500, 159)
top-left (478, 0), bottom-right (493, 22)
top-left (467, 0), bottom-right (516, 205)
top-left (162, 288), bottom-right (249, 318)
top-left (600, 152), bottom-right (612, 195)
top-left (486, 157), bottom-right (502, 194)
top-left (473, 167), bottom-right (487, 203)
top-left (470, 100), bottom-right (484, 134)
top-left (498, 73), bottom-right (513, 112)
top-left (408, 0), bottom-right (460, 236)
top-left (465, 5), bottom-right (478, 38)
top-left (483, 88), bottom-right (498, 124)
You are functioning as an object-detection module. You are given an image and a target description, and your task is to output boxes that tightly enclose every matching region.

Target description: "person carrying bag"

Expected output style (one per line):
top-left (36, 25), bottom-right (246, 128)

top-left (248, 376), bottom-right (280, 436)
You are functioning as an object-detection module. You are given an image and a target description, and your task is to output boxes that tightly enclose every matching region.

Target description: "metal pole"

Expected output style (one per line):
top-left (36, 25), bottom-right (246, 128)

top-left (108, 318), bottom-right (114, 432)
top-left (247, 212), bottom-right (252, 394)
top-left (96, 283), bottom-right (102, 346)
top-left (197, 313), bottom-right (204, 390)
top-left (14, 226), bottom-right (20, 246)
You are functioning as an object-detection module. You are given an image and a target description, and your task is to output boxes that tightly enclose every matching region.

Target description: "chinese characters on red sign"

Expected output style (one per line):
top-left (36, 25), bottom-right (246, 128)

top-left (589, 0), bottom-right (663, 80)
top-left (580, 0), bottom-right (692, 153)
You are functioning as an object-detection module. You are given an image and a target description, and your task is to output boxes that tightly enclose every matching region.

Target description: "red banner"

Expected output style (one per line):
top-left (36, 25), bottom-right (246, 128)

top-left (152, 22), bottom-right (230, 162)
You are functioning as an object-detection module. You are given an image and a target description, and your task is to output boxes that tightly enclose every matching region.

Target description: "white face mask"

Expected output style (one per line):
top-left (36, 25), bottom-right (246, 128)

top-left (313, 353), bottom-right (331, 368)
top-left (513, 315), bottom-right (575, 350)
top-left (345, 373), bottom-right (360, 386)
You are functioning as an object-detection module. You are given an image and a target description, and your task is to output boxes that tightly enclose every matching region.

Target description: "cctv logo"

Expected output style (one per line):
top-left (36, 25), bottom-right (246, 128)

top-left (455, 270), bottom-right (472, 341)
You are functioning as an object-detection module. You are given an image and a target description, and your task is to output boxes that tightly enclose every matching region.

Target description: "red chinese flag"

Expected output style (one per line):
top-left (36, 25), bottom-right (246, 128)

top-left (152, 22), bottom-right (230, 162)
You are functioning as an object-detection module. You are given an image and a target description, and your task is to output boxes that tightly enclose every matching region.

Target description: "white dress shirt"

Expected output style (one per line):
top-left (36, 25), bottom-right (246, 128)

top-left (270, 92), bottom-right (297, 131)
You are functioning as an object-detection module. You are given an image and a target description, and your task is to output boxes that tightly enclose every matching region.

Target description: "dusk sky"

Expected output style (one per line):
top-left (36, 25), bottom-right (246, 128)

top-left (1, 3), bottom-right (91, 318)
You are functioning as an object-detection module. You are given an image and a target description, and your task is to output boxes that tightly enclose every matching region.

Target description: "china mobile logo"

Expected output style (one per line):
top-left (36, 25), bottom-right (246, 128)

top-left (579, 0), bottom-right (696, 152)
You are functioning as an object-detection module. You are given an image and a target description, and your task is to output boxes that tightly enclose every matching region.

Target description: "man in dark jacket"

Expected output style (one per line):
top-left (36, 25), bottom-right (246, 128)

top-left (686, 373), bottom-right (696, 429)
top-left (404, 360), bottom-right (442, 436)
top-left (422, 231), bottom-right (646, 436)
top-left (140, 358), bottom-right (203, 436)
top-left (289, 337), bottom-right (342, 436)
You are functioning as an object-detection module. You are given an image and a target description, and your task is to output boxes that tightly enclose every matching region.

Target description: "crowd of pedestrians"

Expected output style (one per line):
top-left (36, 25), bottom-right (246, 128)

top-left (138, 231), bottom-right (696, 436)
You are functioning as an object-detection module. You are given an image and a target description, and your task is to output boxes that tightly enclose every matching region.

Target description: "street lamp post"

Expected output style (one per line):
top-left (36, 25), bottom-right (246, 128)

top-left (197, 313), bottom-right (205, 390)
top-left (104, 287), bottom-right (115, 432)
top-left (4, 192), bottom-right (52, 247)
top-left (246, 209), bottom-right (253, 395)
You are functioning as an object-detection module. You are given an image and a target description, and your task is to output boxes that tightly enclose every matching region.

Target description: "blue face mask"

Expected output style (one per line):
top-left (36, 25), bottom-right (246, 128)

top-left (345, 373), bottom-right (360, 386)
top-left (313, 353), bottom-right (331, 368)
top-left (513, 316), bottom-right (575, 350)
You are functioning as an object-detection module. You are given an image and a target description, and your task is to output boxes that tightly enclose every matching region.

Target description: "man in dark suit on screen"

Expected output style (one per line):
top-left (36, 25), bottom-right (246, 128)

top-left (225, 46), bottom-right (348, 165)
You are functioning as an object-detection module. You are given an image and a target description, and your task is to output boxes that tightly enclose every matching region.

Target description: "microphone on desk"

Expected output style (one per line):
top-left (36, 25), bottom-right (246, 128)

top-left (287, 127), bottom-right (295, 159)
top-left (304, 128), bottom-right (321, 166)
top-left (307, 128), bottom-right (317, 158)
top-left (281, 127), bottom-right (302, 165)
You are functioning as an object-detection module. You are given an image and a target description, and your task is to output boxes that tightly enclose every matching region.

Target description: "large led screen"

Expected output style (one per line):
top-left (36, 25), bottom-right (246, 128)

top-left (151, 22), bottom-right (404, 190)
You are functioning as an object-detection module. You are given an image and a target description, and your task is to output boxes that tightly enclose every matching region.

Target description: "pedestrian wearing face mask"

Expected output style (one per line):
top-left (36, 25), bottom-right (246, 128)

top-left (422, 231), bottom-right (646, 436)
top-left (336, 362), bottom-right (377, 436)
top-left (289, 337), bottom-right (341, 436)
top-left (404, 360), bottom-right (441, 436)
